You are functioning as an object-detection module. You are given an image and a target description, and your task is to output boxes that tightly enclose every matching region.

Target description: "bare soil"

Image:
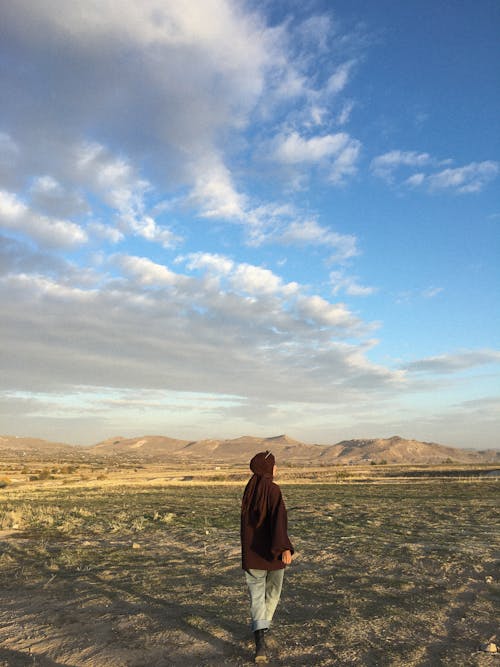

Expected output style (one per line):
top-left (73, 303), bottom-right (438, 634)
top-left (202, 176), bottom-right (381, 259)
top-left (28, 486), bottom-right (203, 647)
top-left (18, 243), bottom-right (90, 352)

top-left (0, 466), bottom-right (498, 666)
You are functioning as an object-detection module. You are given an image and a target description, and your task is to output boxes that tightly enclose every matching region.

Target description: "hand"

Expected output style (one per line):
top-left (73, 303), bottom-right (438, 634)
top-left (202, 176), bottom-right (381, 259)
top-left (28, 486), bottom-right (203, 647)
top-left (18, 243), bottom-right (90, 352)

top-left (281, 549), bottom-right (292, 565)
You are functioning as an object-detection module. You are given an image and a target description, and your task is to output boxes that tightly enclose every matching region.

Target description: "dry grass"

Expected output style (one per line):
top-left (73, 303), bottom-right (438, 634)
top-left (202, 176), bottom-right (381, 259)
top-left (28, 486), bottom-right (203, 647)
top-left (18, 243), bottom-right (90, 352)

top-left (0, 468), bottom-right (498, 666)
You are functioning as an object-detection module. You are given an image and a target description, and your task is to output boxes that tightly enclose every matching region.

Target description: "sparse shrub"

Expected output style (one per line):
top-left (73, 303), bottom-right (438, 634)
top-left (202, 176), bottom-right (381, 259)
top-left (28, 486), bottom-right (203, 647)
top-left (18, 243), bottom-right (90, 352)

top-left (59, 464), bottom-right (77, 474)
top-left (153, 511), bottom-right (176, 523)
top-left (38, 468), bottom-right (52, 480)
top-left (131, 516), bottom-right (146, 531)
top-left (0, 509), bottom-right (24, 529)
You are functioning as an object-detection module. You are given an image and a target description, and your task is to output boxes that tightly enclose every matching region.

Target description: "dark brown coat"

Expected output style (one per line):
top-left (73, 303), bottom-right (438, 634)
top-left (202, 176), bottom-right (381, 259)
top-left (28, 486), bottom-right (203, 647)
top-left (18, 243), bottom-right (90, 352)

top-left (241, 481), bottom-right (294, 571)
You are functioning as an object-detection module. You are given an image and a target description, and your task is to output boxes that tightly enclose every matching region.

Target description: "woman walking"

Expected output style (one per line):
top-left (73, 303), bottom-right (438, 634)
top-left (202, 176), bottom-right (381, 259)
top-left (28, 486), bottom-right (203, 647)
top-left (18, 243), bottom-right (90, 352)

top-left (241, 451), bottom-right (294, 663)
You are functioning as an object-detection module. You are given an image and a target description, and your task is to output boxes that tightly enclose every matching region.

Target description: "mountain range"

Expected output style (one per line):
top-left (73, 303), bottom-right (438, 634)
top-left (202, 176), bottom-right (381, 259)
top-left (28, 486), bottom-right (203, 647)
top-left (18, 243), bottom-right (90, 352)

top-left (0, 434), bottom-right (498, 465)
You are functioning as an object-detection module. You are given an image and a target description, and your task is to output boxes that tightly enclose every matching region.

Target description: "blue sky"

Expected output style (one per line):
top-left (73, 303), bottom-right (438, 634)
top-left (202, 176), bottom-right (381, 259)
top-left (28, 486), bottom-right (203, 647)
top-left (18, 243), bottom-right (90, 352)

top-left (0, 0), bottom-right (499, 448)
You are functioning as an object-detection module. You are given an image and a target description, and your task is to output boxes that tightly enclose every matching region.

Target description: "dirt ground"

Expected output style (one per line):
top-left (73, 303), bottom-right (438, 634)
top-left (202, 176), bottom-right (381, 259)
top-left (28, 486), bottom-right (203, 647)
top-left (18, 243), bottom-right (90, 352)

top-left (0, 472), bottom-right (499, 666)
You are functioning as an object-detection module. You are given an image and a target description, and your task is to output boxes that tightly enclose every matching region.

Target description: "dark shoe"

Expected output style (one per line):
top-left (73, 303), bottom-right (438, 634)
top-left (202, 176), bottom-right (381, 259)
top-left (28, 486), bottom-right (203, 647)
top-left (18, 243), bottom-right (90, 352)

top-left (254, 629), bottom-right (268, 663)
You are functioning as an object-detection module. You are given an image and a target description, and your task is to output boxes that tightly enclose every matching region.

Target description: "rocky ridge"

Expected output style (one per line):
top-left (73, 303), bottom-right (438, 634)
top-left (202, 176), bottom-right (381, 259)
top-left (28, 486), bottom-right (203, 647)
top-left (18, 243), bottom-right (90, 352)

top-left (0, 433), bottom-right (498, 465)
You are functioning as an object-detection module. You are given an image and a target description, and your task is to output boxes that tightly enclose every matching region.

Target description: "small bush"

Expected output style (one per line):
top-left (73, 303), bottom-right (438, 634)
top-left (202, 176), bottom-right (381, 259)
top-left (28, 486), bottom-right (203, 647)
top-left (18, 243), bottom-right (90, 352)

top-left (0, 509), bottom-right (24, 529)
top-left (62, 465), bottom-right (78, 474)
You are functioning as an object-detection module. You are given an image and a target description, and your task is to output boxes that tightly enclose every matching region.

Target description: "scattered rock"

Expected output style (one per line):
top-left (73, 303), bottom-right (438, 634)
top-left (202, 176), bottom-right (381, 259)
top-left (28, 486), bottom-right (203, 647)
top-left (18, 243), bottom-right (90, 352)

top-left (482, 642), bottom-right (497, 653)
top-left (485, 575), bottom-right (494, 584)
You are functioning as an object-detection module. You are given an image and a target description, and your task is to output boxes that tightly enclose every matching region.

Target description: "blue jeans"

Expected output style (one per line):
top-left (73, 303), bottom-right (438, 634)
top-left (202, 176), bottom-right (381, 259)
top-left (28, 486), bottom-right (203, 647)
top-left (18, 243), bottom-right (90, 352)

top-left (245, 568), bottom-right (285, 631)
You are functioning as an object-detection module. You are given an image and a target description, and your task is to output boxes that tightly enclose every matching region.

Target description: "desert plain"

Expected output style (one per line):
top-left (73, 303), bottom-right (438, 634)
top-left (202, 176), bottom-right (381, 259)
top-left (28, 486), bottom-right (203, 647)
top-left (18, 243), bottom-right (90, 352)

top-left (0, 441), bottom-right (499, 666)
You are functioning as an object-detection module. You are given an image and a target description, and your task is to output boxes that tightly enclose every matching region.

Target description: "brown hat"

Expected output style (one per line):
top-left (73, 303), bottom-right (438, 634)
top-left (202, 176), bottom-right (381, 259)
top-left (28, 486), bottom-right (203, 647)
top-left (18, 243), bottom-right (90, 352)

top-left (250, 451), bottom-right (275, 476)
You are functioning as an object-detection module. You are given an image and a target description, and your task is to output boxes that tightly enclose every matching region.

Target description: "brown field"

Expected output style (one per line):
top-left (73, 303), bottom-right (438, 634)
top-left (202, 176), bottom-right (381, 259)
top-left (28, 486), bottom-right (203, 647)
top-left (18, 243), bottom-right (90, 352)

top-left (0, 459), bottom-right (499, 666)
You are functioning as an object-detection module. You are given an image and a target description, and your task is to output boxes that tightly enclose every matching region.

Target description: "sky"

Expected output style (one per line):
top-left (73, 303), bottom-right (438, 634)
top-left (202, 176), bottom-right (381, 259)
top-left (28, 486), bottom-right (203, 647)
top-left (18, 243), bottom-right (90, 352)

top-left (0, 0), bottom-right (499, 449)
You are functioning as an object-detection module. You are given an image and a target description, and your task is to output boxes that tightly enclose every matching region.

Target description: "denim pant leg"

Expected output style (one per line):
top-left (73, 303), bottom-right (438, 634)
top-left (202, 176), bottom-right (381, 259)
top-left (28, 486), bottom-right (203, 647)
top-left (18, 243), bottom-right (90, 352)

top-left (265, 568), bottom-right (285, 624)
top-left (245, 569), bottom-right (269, 631)
top-left (245, 568), bottom-right (285, 632)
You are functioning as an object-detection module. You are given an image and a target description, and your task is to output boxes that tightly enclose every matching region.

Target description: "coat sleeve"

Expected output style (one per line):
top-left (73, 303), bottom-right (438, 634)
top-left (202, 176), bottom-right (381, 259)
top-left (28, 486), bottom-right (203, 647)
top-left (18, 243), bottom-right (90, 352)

top-left (269, 484), bottom-right (294, 558)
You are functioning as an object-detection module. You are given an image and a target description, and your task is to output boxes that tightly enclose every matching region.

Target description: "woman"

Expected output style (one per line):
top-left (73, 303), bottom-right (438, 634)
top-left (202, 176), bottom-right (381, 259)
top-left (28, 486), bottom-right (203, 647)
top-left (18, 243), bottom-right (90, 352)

top-left (241, 451), bottom-right (294, 663)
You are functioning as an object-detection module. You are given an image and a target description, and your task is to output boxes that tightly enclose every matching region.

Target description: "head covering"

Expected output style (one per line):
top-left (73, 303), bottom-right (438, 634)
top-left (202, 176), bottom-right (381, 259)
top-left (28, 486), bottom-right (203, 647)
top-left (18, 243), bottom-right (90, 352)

top-left (250, 451), bottom-right (275, 476)
top-left (241, 451), bottom-right (275, 528)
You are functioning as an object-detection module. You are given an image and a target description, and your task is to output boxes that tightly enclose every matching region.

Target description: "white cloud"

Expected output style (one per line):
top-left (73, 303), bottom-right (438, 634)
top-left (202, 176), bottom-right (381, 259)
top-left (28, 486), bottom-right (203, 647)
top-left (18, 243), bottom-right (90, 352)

top-left (404, 173), bottom-right (426, 187)
top-left (4, 273), bottom-right (97, 302)
top-left (0, 0), bottom-right (287, 227)
top-left (421, 287), bottom-right (444, 299)
top-left (88, 222), bottom-right (125, 244)
top-left (272, 130), bottom-right (361, 187)
top-left (296, 14), bottom-right (333, 52)
top-left (337, 100), bottom-right (355, 126)
top-left (370, 150), bottom-right (432, 182)
top-left (326, 60), bottom-right (355, 95)
top-left (0, 0), bottom-right (366, 254)
top-left (117, 255), bottom-right (182, 287)
top-left (29, 175), bottom-right (88, 218)
top-left (184, 252), bottom-right (298, 297)
top-left (0, 257), bottom-right (395, 407)
top-left (185, 252), bottom-right (235, 276)
top-left (296, 294), bottom-right (359, 329)
top-left (0, 234), bottom-right (67, 276)
top-left (403, 349), bottom-right (500, 374)
top-left (0, 190), bottom-right (87, 247)
top-left (280, 219), bottom-right (358, 261)
top-left (372, 150), bottom-right (498, 194)
top-left (189, 156), bottom-right (247, 220)
top-left (330, 271), bottom-right (376, 296)
top-left (308, 106), bottom-right (327, 126)
top-left (231, 263), bottom-right (298, 297)
top-left (329, 140), bottom-right (361, 185)
top-left (274, 131), bottom-right (356, 164)
top-left (427, 161), bottom-right (499, 194)
top-left (75, 142), bottom-right (179, 248)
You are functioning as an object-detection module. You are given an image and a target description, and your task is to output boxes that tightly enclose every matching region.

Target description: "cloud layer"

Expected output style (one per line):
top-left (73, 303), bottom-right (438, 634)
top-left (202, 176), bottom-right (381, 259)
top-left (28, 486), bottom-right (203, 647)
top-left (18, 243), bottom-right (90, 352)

top-left (1, 1), bottom-right (498, 447)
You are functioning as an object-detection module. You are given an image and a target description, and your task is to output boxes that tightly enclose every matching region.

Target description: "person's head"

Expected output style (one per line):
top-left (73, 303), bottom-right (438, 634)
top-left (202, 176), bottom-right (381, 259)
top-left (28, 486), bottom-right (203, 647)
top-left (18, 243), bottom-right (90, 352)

top-left (249, 450), bottom-right (275, 477)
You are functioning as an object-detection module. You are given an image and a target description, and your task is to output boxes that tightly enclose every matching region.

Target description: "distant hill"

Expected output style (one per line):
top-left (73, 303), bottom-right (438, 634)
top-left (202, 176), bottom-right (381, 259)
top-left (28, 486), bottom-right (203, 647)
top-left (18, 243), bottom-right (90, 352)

top-left (319, 436), bottom-right (499, 465)
top-left (1, 433), bottom-right (498, 465)
top-left (176, 434), bottom-right (321, 463)
top-left (90, 435), bottom-right (190, 456)
top-left (0, 435), bottom-right (74, 454)
top-left (86, 433), bottom-right (499, 464)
